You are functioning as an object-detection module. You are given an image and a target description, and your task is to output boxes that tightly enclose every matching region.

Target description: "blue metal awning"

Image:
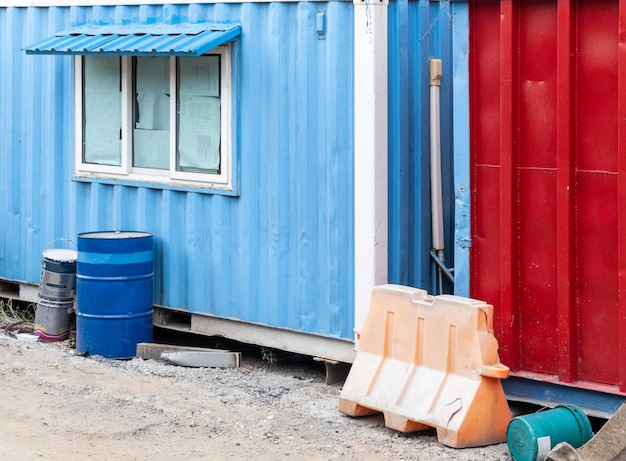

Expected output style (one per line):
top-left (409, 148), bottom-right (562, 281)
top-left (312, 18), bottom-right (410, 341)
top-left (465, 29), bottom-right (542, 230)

top-left (25, 24), bottom-right (241, 56)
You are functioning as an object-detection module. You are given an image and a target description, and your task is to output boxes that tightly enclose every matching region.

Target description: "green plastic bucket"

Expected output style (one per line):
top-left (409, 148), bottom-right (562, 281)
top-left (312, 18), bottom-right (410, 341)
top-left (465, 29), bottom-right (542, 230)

top-left (507, 404), bottom-right (593, 461)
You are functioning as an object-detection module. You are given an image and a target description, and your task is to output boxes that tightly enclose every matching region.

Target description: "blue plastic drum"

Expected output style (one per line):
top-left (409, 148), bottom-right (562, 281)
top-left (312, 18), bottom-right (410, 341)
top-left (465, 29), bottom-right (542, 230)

top-left (76, 231), bottom-right (154, 359)
top-left (507, 404), bottom-right (593, 461)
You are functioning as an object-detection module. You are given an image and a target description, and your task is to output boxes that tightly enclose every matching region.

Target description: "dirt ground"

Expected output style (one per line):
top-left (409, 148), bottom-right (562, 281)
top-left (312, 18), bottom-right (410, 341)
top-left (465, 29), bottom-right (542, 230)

top-left (0, 326), bottom-right (513, 461)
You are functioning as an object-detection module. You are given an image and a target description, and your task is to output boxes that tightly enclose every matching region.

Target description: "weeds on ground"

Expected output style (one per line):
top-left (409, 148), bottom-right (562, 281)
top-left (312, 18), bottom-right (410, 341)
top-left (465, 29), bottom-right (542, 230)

top-left (260, 347), bottom-right (305, 366)
top-left (261, 347), bottom-right (278, 365)
top-left (0, 298), bottom-right (36, 331)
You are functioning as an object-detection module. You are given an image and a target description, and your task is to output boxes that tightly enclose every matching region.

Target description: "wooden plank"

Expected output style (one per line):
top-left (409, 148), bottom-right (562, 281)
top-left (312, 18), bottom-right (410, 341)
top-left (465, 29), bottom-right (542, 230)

top-left (136, 342), bottom-right (230, 361)
top-left (313, 357), bottom-right (351, 386)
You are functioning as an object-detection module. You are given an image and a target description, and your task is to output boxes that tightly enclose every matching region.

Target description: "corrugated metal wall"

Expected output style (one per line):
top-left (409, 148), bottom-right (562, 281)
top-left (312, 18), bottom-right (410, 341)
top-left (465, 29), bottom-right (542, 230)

top-left (470, 0), bottom-right (626, 393)
top-left (388, 0), bottom-right (460, 293)
top-left (0, 3), bottom-right (354, 340)
top-left (1, 7), bottom-right (76, 285)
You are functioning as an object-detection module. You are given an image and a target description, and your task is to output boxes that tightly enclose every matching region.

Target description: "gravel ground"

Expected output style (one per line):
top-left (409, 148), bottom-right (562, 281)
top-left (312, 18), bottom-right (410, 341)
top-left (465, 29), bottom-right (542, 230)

top-left (0, 324), bottom-right (513, 460)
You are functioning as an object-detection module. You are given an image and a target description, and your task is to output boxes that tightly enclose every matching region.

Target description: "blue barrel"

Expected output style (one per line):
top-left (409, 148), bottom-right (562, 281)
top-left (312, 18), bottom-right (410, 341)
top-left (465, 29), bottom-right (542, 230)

top-left (76, 231), bottom-right (153, 359)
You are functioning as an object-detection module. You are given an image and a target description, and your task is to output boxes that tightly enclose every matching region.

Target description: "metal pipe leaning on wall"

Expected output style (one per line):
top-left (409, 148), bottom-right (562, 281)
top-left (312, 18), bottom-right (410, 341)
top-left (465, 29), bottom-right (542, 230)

top-left (339, 284), bottom-right (511, 448)
top-left (429, 58), bottom-right (444, 263)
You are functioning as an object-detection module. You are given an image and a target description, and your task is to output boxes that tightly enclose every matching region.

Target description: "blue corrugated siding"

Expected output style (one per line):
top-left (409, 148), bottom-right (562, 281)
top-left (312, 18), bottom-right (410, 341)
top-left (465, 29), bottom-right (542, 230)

top-left (1, 6), bottom-right (76, 286)
top-left (2, 0), bottom-right (466, 339)
top-left (451, 2), bottom-right (470, 297)
top-left (0, 3), bottom-right (354, 340)
top-left (388, 0), bottom-right (461, 292)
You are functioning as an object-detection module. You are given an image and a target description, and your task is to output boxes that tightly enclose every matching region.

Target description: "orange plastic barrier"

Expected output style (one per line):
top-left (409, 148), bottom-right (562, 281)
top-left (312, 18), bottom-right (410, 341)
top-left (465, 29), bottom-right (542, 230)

top-left (338, 284), bottom-right (511, 448)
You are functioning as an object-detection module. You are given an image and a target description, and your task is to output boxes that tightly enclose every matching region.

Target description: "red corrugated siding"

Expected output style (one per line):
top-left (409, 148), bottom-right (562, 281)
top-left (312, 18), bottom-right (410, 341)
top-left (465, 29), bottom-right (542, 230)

top-left (470, 0), bottom-right (626, 392)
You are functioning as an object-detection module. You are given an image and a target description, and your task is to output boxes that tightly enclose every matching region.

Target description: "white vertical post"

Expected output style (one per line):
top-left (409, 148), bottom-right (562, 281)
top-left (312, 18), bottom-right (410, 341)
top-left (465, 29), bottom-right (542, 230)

top-left (353, 0), bottom-right (389, 334)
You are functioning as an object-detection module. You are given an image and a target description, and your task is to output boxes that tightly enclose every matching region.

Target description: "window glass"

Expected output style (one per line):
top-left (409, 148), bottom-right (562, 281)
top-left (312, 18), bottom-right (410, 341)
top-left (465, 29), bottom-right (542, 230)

top-left (177, 56), bottom-right (221, 174)
top-left (134, 56), bottom-right (170, 169)
top-left (75, 46), bottom-right (234, 193)
top-left (83, 56), bottom-right (121, 166)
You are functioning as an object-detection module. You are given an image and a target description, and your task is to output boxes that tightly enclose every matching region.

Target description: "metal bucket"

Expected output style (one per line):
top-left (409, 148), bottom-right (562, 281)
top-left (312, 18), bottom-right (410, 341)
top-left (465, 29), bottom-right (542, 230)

top-left (39, 249), bottom-right (77, 301)
top-left (76, 231), bottom-right (154, 359)
top-left (34, 297), bottom-right (74, 342)
top-left (507, 404), bottom-right (593, 461)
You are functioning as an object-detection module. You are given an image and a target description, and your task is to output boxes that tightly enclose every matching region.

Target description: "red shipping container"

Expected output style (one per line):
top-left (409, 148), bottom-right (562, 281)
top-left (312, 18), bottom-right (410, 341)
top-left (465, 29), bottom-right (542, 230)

top-left (470, 0), bottom-right (626, 396)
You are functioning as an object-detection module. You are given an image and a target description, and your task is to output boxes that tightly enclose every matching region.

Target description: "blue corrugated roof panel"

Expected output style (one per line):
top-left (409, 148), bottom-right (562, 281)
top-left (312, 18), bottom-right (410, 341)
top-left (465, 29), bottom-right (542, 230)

top-left (25, 25), bottom-right (241, 56)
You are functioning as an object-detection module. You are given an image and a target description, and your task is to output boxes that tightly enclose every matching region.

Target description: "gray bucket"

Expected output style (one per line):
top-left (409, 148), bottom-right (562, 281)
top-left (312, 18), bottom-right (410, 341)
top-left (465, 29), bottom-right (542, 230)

top-left (33, 297), bottom-right (75, 342)
top-left (39, 249), bottom-right (77, 301)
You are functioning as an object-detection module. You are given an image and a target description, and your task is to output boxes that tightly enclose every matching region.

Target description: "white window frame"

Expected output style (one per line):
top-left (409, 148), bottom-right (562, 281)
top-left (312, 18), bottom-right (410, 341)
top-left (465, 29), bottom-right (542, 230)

top-left (74, 46), bottom-right (233, 191)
